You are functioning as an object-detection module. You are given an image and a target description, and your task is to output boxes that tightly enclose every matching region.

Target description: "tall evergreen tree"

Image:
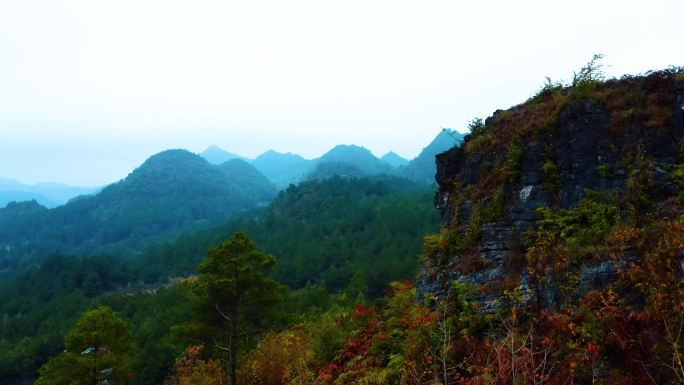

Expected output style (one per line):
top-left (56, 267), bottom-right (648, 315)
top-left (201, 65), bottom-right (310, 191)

top-left (189, 232), bottom-right (283, 385)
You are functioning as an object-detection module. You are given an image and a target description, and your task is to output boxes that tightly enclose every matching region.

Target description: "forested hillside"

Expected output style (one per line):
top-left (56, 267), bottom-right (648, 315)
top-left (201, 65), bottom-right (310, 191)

top-left (250, 150), bottom-right (313, 189)
top-left (0, 150), bottom-right (276, 271)
top-left (139, 176), bottom-right (438, 296)
top-left (0, 175), bottom-right (439, 383)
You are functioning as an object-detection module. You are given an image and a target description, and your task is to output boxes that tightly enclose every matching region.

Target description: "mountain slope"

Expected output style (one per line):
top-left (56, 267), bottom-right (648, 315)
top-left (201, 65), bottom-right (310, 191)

top-left (251, 150), bottom-right (313, 188)
top-left (399, 130), bottom-right (464, 184)
top-left (0, 150), bottom-right (277, 269)
top-left (138, 174), bottom-right (439, 296)
top-left (380, 151), bottom-right (409, 168)
top-left (312, 145), bottom-right (393, 178)
top-left (306, 161), bottom-right (365, 181)
top-left (216, 159), bottom-right (277, 203)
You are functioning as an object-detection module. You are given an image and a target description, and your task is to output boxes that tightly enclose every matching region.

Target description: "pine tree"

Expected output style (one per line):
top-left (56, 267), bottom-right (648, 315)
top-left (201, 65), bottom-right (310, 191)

top-left (189, 231), bottom-right (283, 385)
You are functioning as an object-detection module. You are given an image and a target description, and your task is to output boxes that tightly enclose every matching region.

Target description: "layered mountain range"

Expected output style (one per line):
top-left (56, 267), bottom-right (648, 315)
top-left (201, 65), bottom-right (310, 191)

top-left (200, 130), bottom-right (463, 188)
top-left (0, 179), bottom-right (98, 208)
top-left (0, 150), bottom-right (277, 269)
top-left (0, 130), bottom-right (461, 271)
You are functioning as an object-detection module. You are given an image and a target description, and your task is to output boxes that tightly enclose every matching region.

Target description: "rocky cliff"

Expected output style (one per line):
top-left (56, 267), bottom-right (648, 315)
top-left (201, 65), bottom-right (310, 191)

top-left (420, 69), bottom-right (684, 311)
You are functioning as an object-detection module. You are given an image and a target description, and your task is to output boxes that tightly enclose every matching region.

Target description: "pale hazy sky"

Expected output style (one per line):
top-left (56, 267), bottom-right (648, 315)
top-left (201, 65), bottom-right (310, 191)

top-left (1, 0), bottom-right (682, 186)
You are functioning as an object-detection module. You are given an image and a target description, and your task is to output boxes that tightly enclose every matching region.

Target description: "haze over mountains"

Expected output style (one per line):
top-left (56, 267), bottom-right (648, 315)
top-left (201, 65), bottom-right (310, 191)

top-left (0, 179), bottom-right (98, 208)
top-left (200, 130), bottom-right (463, 188)
top-left (0, 130), bottom-right (461, 271)
top-left (0, 150), bottom-right (277, 269)
top-left (0, 130), bottom-right (461, 210)
top-left (380, 151), bottom-right (410, 168)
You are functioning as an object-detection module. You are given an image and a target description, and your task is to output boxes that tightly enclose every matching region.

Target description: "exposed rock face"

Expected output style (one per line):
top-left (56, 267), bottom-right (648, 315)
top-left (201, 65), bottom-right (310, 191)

top-left (420, 71), bottom-right (684, 311)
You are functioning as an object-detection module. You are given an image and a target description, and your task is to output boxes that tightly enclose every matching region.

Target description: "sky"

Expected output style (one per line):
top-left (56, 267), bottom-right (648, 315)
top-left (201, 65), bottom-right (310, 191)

top-left (0, 0), bottom-right (682, 186)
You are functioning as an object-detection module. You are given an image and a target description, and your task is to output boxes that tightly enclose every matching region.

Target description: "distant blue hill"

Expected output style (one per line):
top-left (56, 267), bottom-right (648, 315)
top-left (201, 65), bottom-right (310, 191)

top-left (380, 151), bottom-right (409, 168)
top-left (0, 191), bottom-right (55, 209)
top-left (0, 178), bottom-right (97, 208)
top-left (314, 144), bottom-right (393, 177)
top-left (199, 145), bottom-right (249, 164)
top-left (398, 130), bottom-right (464, 185)
top-left (251, 150), bottom-right (313, 189)
top-left (306, 161), bottom-right (366, 181)
top-left (200, 131), bottom-right (460, 189)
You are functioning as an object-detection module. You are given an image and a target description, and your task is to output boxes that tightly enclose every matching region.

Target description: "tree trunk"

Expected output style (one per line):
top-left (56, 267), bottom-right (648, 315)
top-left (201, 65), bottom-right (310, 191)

top-left (230, 305), bottom-right (238, 385)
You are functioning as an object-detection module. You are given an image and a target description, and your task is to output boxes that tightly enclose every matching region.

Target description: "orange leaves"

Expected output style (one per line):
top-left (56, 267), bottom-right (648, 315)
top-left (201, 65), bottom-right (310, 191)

top-left (167, 345), bottom-right (223, 385)
top-left (239, 330), bottom-right (315, 385)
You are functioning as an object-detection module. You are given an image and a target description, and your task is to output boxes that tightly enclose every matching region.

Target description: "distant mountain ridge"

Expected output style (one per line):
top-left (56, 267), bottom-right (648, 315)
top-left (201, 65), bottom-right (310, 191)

top-left (0, 149), bottom-right (277, 270)
top-left (380, 151), bottom-right (409, 168)
top-left (397, 130), bottom-right (464, 184)
top-left (199, 130), bottom-right (461, 187)
top-left (0, 132), bottom-right (461, 270)
top-left (0, 178), bottom-right (97, 208)
top-left (199, 145), bottom-right (248, 164)
top-left (306, 162), bottom-right (365, 181)
top-left (251, 150), bottom-right (313, 189)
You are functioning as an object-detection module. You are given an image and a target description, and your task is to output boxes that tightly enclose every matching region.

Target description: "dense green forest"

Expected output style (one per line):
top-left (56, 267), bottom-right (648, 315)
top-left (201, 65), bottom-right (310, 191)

top-left (0, 176), bottom-right (439, 384)
top-left (138, 176), bottom-right (438, 296)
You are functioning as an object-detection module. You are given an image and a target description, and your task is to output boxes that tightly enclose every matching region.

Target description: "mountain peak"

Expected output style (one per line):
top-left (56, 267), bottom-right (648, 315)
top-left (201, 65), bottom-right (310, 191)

top-left (199, 146), bottom-right (247, 164)
top-left (319, 144), bottom-right (378, 161)
top-left (255, 150), bottom-right (306, 161)
top-left (380, 151), bottom-right (409, 168)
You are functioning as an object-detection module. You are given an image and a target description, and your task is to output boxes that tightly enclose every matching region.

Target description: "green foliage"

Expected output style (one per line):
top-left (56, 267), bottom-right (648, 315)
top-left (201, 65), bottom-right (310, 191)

top-left (669, 164), bottom-right (684, 191)
top-left (503, 138), bottom-right (524, 183)
top-left (0, 177), bottom-right (437, 383)
top-left (568, 54), bottom-right (606, 101)
top-left (141, 176), bottom-right (439, 297)
top-left (527, 190), bottom-right (618, 270)
top-left (623, 150), bottom-right (655, 220)
top-left (422, 232), bottom-right (444, 263)
top-left (541, 159), bottom-right (562, 191)
top-left (467, 117), bottom-right (486, 136)
top-left (35, 306), bottom-right (134, 385)
top-left (595, 164), bottom-right (612, 178)
top-left (528, 76), bottom-right (564, 103)
top-left (102, 286), bottom-right (193, 385)
top-left (572, 54), bottom-right (606, 87)
top-left (423, 207), bottom-right (483, 267)
top-left (188, 232), bottom-right (284, 385)
top-left (309, 306), bottom-right (357, 364)
top-left (480, 187), bottom-right (506, 223)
